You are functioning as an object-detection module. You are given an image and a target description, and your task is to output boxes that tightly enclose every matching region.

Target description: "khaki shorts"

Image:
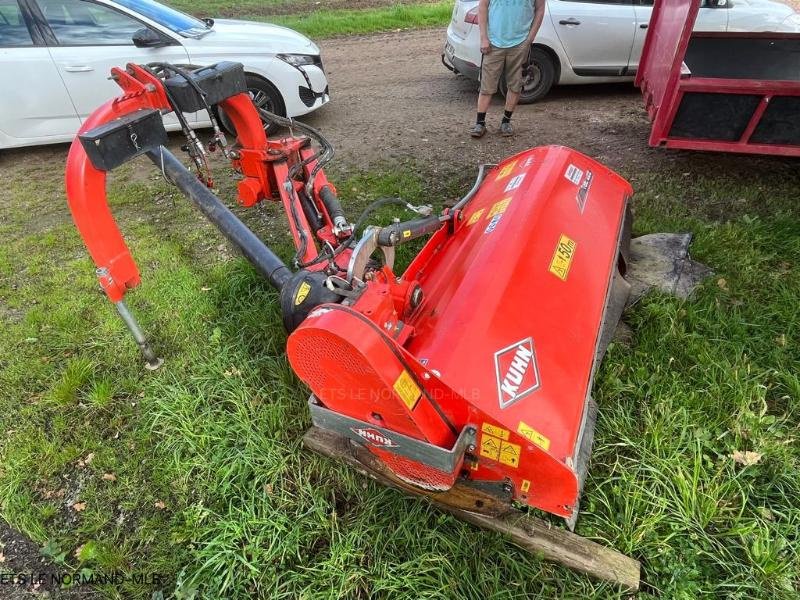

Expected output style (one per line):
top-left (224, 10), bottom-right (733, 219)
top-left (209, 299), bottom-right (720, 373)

top-left (480, 41), bottom-right (529, 95)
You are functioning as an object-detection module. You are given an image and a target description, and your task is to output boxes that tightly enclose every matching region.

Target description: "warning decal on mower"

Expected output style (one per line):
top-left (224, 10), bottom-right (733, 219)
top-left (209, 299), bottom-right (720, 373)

top-left (481, 422), bottom-right (510, 441)
top-left (498, 440), bottom-right (521, 468)
top-left (480, 431), bottom-right (521, 468)
top-left (495, 160), bottom-right (517, 180)
top-left (494, 337), bottom-right (541, 409)
top-left (549, 234), bottom-right (577, 281)
top-left (294, 281), bottom-right (311, 305)
top-left (517, 421), bottom-right (551, 451)
top-left (393, 370), bottom-right (421, 410)
top-left (484, 214), bottom-right (503, 235)
top-left (504, 174), bottom-right (526, 193)
top-left (479, 434), bottom-right (501, 461)
top-left (576, 170), bottom-right (593, 213)
top-left (488, 198), bottom-right (512, 219)
top-left (351, 427), bottom-right (397, 447)
top-left (466, 209), bottom-right (485, 226)
top-left (564, 164), bottom-right (583, 185)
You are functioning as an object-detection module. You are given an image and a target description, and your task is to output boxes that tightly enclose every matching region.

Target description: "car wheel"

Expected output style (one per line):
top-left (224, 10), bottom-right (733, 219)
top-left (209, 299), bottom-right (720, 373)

top-left (499, 47), bottom-right (556, 104)
top-left (219, 75), bottom-right (286, 136)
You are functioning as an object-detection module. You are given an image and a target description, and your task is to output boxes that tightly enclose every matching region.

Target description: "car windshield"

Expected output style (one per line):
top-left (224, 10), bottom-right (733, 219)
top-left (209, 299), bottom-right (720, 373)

top-left (114, 0), bottom-right (210, 36)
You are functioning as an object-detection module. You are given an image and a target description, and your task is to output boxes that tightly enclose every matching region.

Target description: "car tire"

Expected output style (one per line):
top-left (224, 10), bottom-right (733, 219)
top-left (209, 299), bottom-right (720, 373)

top-left (499, 47), bottom-right (556, 104)
top-left (219, 75), bottom-right (286, 136)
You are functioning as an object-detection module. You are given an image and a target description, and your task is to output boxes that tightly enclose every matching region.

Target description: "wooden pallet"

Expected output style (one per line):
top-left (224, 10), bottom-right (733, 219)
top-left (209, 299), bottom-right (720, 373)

top-left (303, 427), bottom-right (640, 592)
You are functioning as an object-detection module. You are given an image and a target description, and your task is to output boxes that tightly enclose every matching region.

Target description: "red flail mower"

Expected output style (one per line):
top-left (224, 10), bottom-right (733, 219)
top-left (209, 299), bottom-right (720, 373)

top-left (65, 62), bottom-right (639, 586)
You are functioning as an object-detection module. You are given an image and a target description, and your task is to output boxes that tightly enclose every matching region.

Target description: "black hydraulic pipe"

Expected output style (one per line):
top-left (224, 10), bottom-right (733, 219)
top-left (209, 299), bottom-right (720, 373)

top-left (377, 215), bottom-right (444, 246)
top-left (147, 147), bottom-right (293, 291)
top-left (298, 187), bottom-right (324, 232)
top-left (319, 185), bottom-right (349, 233)
top-left (320, 185), bottom-right (345, 221)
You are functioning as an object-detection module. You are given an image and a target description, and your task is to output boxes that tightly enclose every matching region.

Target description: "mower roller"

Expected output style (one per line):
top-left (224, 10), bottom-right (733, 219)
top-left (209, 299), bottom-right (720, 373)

top-left (65, 61), bottom-right (639, 588)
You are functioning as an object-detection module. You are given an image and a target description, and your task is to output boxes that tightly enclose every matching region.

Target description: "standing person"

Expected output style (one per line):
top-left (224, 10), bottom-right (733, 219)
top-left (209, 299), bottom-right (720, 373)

top-left (470, 0), bottom-right (545, 138)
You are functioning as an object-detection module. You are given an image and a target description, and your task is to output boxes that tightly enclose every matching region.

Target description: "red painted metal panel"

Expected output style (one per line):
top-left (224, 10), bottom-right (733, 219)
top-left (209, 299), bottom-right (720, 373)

top-left (288, 146), bottom-right (632, 517)
top-left (663, 139), bottom-right (800, 157)
top-left (635, 0), bottom-right (698, 130)
top-left (404, 146), bottom-right (629, 468)
top-left (636, 0), bottom-right (800, 156)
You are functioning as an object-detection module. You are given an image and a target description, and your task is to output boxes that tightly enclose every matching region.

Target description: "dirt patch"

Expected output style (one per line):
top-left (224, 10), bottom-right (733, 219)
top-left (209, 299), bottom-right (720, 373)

top-left (303, 28), bottom-right (797, 181)
top-left (0, 519), bottom-right (96, 598)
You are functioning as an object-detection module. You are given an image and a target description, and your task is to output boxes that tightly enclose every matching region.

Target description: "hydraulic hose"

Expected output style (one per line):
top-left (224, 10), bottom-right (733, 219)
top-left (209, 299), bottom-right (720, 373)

top-left (147, 147), bottom-right (293, 291)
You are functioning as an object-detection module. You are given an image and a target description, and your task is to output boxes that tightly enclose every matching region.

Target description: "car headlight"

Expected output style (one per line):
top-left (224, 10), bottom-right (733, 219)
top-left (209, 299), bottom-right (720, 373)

top-left (277, 53), bottom-right (321, 68)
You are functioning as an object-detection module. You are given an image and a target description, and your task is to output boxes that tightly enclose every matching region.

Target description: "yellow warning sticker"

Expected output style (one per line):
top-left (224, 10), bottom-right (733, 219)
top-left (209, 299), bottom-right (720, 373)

top-left (498, 440), bottom-right (521, 468)
top-left (517, 421), bottom-right (551, 451)
top-left (393, 370), bottom-right (421, 410)
top-left (548, 234), bottom-right (577, 282)
top-left (466, 208), bottom-right (485, 226)
top-left (488, 198), bottom-right (512, 219)
top-left (403, 229), bottom-right (412, 239)
top-left (481, 422), bottom-right (509, 441)
top-left (521, 479), bottom-right (531, 492)
top-left (479, 434), bottom-right (501, 461)
top-left (294, 281), bottom-right (311, 305)
top-left (495, 160), bottom-right (517, 180)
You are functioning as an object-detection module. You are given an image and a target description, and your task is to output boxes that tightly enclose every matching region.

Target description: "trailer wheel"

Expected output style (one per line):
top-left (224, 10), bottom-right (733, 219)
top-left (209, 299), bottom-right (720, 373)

top-left (219, 75), bottom-right (286, 136)
top-left (500, 47), bottom-right (556, 104)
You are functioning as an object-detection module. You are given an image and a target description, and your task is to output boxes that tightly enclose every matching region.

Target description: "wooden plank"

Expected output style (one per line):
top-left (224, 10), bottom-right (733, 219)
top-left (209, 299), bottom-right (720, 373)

top-left (303, 427), bottom-right (640, 593)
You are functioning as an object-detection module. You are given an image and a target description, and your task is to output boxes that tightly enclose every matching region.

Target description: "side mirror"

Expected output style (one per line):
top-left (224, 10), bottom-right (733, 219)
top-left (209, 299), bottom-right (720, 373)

top-left (132, 28), bottom-right (168, 48)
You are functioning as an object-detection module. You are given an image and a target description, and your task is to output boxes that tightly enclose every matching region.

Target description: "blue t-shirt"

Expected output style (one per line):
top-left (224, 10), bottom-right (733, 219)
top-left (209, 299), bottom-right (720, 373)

top-left (487, 0), bottom-right (534, 48)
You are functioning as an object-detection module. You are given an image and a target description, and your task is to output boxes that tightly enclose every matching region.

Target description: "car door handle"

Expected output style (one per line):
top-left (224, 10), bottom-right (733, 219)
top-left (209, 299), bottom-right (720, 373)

top-left (559, 18), bottom-right (581, 25)
top-left (64, 65), bottom-right (94, 72)
top-left (640, 23), bottom-right (649, 29)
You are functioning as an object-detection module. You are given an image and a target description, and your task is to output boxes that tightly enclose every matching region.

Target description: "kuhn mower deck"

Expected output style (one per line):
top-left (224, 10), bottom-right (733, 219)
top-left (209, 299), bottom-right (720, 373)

top-left (65, 61), bottom-right (640, 589)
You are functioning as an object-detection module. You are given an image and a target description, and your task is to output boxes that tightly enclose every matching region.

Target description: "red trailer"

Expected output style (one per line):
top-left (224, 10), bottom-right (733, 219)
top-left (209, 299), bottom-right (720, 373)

top-left (636, 0), bottom-right (800, 156)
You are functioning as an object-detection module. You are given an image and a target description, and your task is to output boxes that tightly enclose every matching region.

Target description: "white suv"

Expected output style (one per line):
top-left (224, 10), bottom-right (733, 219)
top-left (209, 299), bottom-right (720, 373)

top-left (443, 0), bottom-right (800, 103)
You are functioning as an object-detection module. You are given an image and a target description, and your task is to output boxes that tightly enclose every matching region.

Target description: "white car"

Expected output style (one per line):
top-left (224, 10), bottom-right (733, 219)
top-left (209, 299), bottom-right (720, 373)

top-left (443, 0), bottom-right (800, 103)
top-left (0, 0), bottom-right (330, 148)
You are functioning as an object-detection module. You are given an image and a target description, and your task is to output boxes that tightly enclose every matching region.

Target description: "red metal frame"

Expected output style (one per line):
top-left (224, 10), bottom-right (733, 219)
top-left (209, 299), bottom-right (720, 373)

top-left (636, 0), bottom-right (800, 156)
top-left (65, 63), bottom-right (345, 302)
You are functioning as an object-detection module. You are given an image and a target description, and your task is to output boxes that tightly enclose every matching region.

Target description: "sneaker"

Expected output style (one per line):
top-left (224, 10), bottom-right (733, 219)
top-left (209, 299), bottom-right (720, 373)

top-left (499, 121), bottom-right (514, 137)
top-left (470, 123), bottom-right (487, 138)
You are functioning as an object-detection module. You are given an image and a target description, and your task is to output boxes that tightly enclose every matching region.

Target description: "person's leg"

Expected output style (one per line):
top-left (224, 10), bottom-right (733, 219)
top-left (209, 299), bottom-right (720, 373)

top-left (499, 42), bottom-right (529, 136)
top-left (471, 48), bottom-right (504, 138)
top-left (504, 90), bottom-right (521, 114)
top-left (472, 92), bottom-right (492, 135)
top-left (477, 92), bottom-right (492, 115)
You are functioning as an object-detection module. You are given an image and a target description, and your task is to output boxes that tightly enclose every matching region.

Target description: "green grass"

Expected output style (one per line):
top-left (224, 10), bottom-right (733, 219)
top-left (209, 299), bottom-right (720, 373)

top-left (0, 143), bottom-right (799, 599)
top-left (267, 3), bottom-right (452, 38)
top-left (162, 0), bottom-right (453, 38)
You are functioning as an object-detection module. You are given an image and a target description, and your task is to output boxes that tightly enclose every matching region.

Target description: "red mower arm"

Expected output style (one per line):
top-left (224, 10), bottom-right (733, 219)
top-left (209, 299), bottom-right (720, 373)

top-left (64, 64), bottom-right (270, 303)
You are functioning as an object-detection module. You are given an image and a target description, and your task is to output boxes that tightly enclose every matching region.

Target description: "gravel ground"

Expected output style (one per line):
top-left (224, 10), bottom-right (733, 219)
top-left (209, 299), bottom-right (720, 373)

top-left (304, 28), bottom-right (676, 174)
top-left (300, 27), bottom-right (799, 180)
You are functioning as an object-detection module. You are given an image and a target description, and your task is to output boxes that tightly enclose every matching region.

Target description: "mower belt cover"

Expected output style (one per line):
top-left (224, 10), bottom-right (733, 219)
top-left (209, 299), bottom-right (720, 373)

top-left (288, 146), bottom-right (632, 519)
top-left (163, 62), bottom-right (247, 113)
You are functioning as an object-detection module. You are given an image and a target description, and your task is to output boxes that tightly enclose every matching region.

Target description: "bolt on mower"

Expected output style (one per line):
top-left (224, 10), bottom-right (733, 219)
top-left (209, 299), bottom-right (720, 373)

top-left (65, 61), bottom-right (641, 589)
